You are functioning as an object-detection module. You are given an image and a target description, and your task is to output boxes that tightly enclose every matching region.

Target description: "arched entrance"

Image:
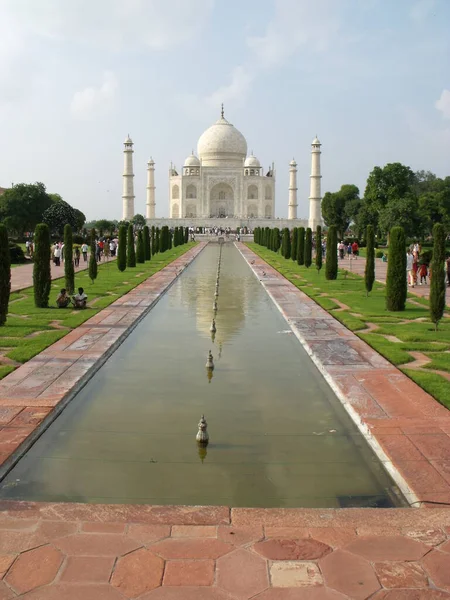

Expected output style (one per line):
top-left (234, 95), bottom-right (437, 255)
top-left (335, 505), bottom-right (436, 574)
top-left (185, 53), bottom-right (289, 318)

top-left (209, 183), bottom-right (234, 218)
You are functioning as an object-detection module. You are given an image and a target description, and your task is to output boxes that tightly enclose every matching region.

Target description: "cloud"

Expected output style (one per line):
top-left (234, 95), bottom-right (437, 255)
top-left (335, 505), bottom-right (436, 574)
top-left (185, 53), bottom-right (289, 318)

top-left (410, 0), bottom-right (435, 22)
top-left (436, 89), bottom-right (450, 119)
top-left (70, 71), bottom-right (118, 120)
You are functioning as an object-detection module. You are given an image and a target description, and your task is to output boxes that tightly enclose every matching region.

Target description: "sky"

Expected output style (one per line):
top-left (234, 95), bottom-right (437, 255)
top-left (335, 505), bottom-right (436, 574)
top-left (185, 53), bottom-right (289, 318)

top-left (0, 0), bottom-right (449, 220)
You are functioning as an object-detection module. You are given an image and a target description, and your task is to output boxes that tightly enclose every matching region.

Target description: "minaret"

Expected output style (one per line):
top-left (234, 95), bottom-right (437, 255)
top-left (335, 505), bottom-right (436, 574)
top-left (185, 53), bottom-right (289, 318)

top-left (308, 136), bottom-right (322, 229)
top-left (122, 135), bottom-right (135, 221)
top-left (288, 158), bottom-right (298, 220)
top-left (146, 157), bottom-right (155, 219)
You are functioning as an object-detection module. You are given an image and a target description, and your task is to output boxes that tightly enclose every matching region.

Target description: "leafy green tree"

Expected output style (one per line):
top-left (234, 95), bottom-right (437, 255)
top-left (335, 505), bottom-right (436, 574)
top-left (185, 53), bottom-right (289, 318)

top-left (95, 219), bottom-right (115, 236)
top-left (386, 226), bottom-right (407, 311)
top-left (89, 228), bottom-right (98, 283)
top-left (64, 224), bottom-right (75, 294)
top-left (0, 182), bottom-right (53, 237)
top-left (136, 230), bottom-right (145, 263)
top-left (430, 223), bottom-right (446, 331)
top-left (378, 195), bottom-right (421, 239)
top-left (0, 224), bottom-right (11, 325)
top-left (297, 227), bottom-right (305, 265)
top-left (33, 223), bottom-right (51, 307)
top-left (143, 225), bottom-right (151, 260)
top-left (315, 226), bottom-right (322, 274)
top-left (132, 214), bottom-right (146, 229)
top-left (127, 224), bottom-right (136, 267)
top-left (322, 185), bottom-right (359, 239)
top-left (365, 225), bottom-right (375, 297)
top-left (325, 225), bottom-right (338, 280)
top-left (117, 225), bottom-right (127, 271)
top-left (73, 209), bottom-right (86, 232)
top-left (291, 228), bottom-right (298, 261)
top-left (42, 199), bottom-right (78, 237)
top-left (304, 228), bottom-right (312, 268)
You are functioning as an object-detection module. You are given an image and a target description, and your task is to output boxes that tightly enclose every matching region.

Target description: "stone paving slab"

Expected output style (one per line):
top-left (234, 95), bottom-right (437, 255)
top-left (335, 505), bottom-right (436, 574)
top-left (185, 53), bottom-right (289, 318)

top-left (236, 243), bottom-right (450, 508)
top-left (0, 243), bottom-right (206, 475)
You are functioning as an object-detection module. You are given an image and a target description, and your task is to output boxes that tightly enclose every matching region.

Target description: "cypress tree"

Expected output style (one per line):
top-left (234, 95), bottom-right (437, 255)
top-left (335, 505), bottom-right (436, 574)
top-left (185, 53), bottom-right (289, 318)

top-left (64, 224), bottom-right (74, 294)
top-left (0, 224), bottom-right (11, 325)
top-left (430, 223), bottom-right (446, 331)
top-left (151, 226), bottom-right (156, 254)
top-left (386, 226), bottom-right (407, 311)
top-left (271, 228), bottom-right (279, 252)
top-left (168, 229), bottom-right (173, 250)
top-left (117, 225), bottom-right (127, 271)
top-left (265, 227), bottom-right (270, 248)
top-left (174, 227), bottom-right (179, 247)
top-left (292, 228), bottom-right (298, 261)
top-left (305, 227), bottom-right (312, 268)
top-left (282, 228), bottom-right (291, 259)
top-left (365, 224), bottom-right (375, 296)
top-left (315, 225), bottom-right (323, 274)
top-left (143, 225), bottom-right (151, 260)
top-left (136, 230), bottom-right (145, 263)
top-left (33, 223), bottom-right (51, 307)
top-left (88, 227), bottom-right (98, 283)
top-left (155, 228), bottom-right (160, 253)
top-left (325, 225), bottom-right (338, 280)
top-left (271, 229), bottom-right (276, 252)
top-left (254, 227), bottom-right (259, 244)
top-left (185, 227), bottom-right (189, 243)
top-left (127, 224), bottom-right (136, 267)
top-left (161, 226), bottom-right (168, 252)
top-left (297, 227), bottom-right (305, 265)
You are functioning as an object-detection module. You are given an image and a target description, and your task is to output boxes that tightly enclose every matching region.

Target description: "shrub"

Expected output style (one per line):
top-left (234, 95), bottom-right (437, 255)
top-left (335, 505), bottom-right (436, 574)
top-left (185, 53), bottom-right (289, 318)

top-left (430, 223), bottom-right (446, 331)
top-left (292, 228), bottom-right (298, 261)
top-left (304, 228), bottom-right (312, 268)
top-left (297, 227), bottom-right (305, 265)
top-left (143, 225), bottom-right (151, 260)
top-left (33, 223), bottom-right (51, 307)
top-left (127, 224), bottom-right (136, 267)
top-left (117, 225), bottom-right (127, 271)
top-left (386, 226), bottom-right (406, 311)
top-left (9, 242), bottom-right (26, 264)
top-left (325, 225), bottom-right (338, 280)
top-left (64, 224), bottom-right (74, 294)
top-left (88, 228), bottom-right (98, 283)
top-left (376, 250), bottom-right (384, 259)
top-left (365, 225), bottom-right (375, 297)
top-left (0, 224), bottom-right (11, 325)
top-left (136, 230), bottom-right (145, 263)
top-left (315, 226), bottom-right (322, 273)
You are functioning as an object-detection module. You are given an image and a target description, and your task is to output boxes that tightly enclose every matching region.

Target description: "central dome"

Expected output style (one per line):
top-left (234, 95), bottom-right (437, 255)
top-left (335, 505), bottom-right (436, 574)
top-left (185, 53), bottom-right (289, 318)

top-left (197, 115), bottom-right (247, 167)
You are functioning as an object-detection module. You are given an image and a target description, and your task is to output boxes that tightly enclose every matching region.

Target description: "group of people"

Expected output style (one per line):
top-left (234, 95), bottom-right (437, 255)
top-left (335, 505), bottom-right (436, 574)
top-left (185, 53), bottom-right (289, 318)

top-left (56, 287), bottom-right (88, 309)
top-left (406, 243), bottom-right (425, 288)
top-left (338, 240), bottom-right (359, 260)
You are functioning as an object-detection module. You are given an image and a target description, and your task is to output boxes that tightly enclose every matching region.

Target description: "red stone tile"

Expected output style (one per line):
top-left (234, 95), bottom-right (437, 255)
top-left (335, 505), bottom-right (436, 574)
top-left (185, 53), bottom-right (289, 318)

top-left (128, 524), bottom-right (170, 544)
top-left (111, 548), bottom-right (164, 597)
top-left (8, 407), bottom-right (52, 427)
top-left (0, 581), bottom-right (15, 600)
top-left (376, 434), bottom-right (426, 462)
top-left (18, 583), bottom-right (125, 599)
top-left (54, 533), bottom-right (140, 556)
top-left (344, 535), bottom-right (431, 560)
top-left (0, 555), bottom-right (15, 578)
top-left (0, 407), bottom-right (23, 426)
top-left (441, 541), bottom-right (450, 554)
top-left (373, 591), bottom-right (450, 599)
top-left (0, 518), bottom-right (38, 531)
top-left (60, 556), bottom-right (114, 583)
top-left (264, 527), bottom-right (311, 539)
top-left (254, 538), bottom-right (331, 560)
top-left (151, 538), bottom-right (232, 560)
top-left (216, 548), bottom-right (269, 599)
top-left (171, 525), bottom-right (216, 538)
top-left (5, 544), bottom-right (63, 594)
top-left (217, 525), bottom-right (264, 546)
top-left (422, 549), bottom-right (450, 591)
top-left (432, 460), bottom-right (450, 484)
top-left (394, 461), bottom-right (450, 493)
top-left (80, 522), bottom-right (126, 534)
top-left (163, 559), bottom-right (214, 586)
top-left (319, 549), bottom-right (380, 600)
top-left (0, 426), bottom-right (34, 453)
top-left (254, 590), bottom-right (349, 600)
top-left (374, 561), bottom-right (428, 588)
top-left (409, 434), bottom-right (450, 461)
top-left (138, 588), bottom-right (235, 600)
top-left (270, 561), bottom-right (323, 587)
top-left (404, 529), bottom-right (447, 546)
top-left (307, 528), bottom-right (358, 548)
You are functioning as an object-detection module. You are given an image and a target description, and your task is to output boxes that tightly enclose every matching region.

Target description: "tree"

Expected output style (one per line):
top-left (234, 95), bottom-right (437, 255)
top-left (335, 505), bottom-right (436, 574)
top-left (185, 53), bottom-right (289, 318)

top-left (273, 228), bottom-right (280, 252)
top-left (378, 195), bottom-right (421, 239)
top-left (291, 228), bottom-right (298, 261)
top-left (160, 226), bottom-right (169, 252)
top-left (304, 228), bottom-right (312, 268)
top-left (64, 224), bottom-right (75, 294)
top-left (95, 219), bottom-right (115, 236)
top-left (73, 209), bottom-right (86, 232)
top-left (117, 225), bottom-right (127, 271)
top-left (297, 227), bottom-right (305, 265)
top-left (132, 214), bottom-right (146, 229)
top-left (322, 185), bottom-right (360, 239)
top-left (33, 223), bottom-right (51, 307)
top-left (127, 224), bottom-right (136, 267)
top-left (155, 228), bottom-right (160, 253)
top-left (325, 225), bottom-right (338, 280)
top-left (88, 228), bottom-right (98, 284)
top-left (386, 226), bottom-right (407, 311)
top-left (315, 226), bottom-right (322, 274)
top-left (430, 223), bottom-right (446, 331)
top-left (136, 230), bottom-right (145, 263)
top-left (173, 227), bottom-right (179, 247)
top-left (281, 228), bottom-right (291, 259)
top-left (0, 182), bottom-right (53, 237)
top-left (143, 225), bottom-right (151, 260)
top-left (42, 199), bottom-right (78, 237)
top-left (0, 224), bottom-right (11, 325)
top-left (365, 225), bottom-right (375, 297)
top-left (185, 227), bottom-right (189, 243)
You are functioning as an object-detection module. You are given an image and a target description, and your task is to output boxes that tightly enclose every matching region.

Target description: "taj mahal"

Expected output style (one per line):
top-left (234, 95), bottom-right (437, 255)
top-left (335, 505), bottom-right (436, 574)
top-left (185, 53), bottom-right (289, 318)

top-left (122, 106), bottom-right (323, 230)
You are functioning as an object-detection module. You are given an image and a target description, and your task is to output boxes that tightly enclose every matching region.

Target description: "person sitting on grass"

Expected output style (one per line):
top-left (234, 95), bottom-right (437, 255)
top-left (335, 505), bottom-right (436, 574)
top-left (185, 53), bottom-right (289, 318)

top-left (56, 288), bottom-right (71, 308)
top-left (72, 287), bottom-right (88, 309)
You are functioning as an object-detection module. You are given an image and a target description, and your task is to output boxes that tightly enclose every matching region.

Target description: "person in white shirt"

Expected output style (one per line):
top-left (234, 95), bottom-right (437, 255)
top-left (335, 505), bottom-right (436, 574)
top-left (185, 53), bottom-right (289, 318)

top-left (406, 250), bottom-right (414, 287)
top-left (72, 287), bottom-right (88, 309)
top-left (53, 245), bottom-right (61, 266)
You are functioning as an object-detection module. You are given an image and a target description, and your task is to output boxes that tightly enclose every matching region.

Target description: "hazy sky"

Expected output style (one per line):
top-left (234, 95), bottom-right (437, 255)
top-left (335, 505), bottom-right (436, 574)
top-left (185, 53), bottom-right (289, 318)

top-left (0, 0), bottom-right (449, 220)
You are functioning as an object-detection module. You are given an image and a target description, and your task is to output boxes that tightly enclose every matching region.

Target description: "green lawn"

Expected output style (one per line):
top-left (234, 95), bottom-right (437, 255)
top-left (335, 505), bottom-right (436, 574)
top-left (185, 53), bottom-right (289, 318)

top-left (247, 243), bottom-right (450, 410)
top-left (0, 243), bottom-right (196, 378)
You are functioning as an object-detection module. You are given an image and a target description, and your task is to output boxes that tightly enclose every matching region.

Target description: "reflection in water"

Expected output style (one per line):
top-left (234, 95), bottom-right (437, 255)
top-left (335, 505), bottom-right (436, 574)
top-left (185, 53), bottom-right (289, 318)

top-left (0, 244), bottom-right (404, 508)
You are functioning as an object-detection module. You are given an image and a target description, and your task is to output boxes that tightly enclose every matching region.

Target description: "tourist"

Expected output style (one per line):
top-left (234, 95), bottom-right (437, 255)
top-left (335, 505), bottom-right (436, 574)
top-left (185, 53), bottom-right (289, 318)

top-left (412, 253), bottom-right (419, 286)
top-left (25, 240), bottom-right (30, 256)
top-left (74, 246), bottom-right (80, 267)
top-left (346, 243), bottom-right (352, 258)
top-left (60, 242), bottom-right (65, 263)
top-left (338, 241), bottom-right (345, 260)
top-left (406, 250), bottom-right (414, 287)
top-left (56, 288), bottom-right (71, 308)
top-left (351, 240), bottom-right (359, 259)
top-left (446, 255), bottom-right (450, 287)
top-left (53, 244), bottom-right (61, 266)
top-left (72, 287), bottom-right (88, 309)
top-left (96, 241), bottom-right (102, 262)
top-left (419, 262), bottom-right (428, 285)
top-left (109, 239), bottom-right (116, 257)
top-left (81, 242), bottom-right (88, 262)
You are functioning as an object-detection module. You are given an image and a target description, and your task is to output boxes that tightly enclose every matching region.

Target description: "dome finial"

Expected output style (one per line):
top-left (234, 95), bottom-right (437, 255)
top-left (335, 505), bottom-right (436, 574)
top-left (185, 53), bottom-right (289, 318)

top-left (221, 103), bottom-right (224, 119)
